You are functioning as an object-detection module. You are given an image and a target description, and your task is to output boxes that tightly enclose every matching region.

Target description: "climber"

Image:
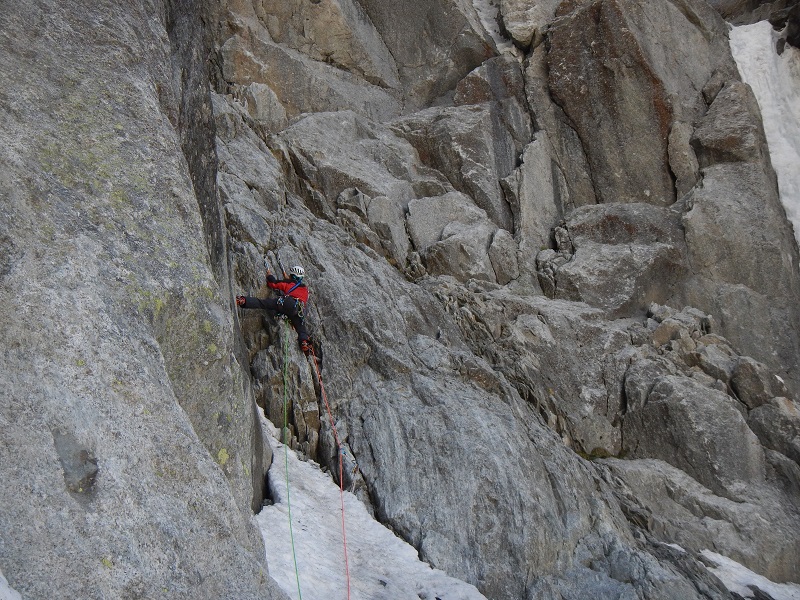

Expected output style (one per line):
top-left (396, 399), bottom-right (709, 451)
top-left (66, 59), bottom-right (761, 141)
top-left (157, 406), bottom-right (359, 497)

top-left (236, 263), bottom-right (317, 359)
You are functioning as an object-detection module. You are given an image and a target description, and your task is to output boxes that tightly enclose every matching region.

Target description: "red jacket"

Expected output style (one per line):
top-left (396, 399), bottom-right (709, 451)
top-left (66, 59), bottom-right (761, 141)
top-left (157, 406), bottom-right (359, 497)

top-left (267, 275), bottom-right (309, 303)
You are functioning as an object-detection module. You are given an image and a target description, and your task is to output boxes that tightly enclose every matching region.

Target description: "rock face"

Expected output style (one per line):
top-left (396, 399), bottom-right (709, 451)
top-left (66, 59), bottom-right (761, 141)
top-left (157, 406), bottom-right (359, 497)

top-left (2, 0), bottom-right (800, 599)
top-left (0, 1), bottom-right (286, 599)
top-left (547, 0), bottom-right (736, 206)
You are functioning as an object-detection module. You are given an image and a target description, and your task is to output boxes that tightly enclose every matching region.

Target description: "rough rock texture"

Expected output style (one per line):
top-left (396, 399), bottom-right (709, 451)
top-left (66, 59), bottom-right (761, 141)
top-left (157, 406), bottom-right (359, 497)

top-left (707, 0), bottom-right (799, 26)
top-left (3, 0), bottom-right (800, 599)
top-left (547, 0), bottom-right (736, 206)
top-left (355, 0), bottom-right (497, 108)
top-left (0, 2), bottom-right (286, 599)
top-left (537, 203), bottom-right (687, 315)
top-left (500, 0), bottom-right (562, 49)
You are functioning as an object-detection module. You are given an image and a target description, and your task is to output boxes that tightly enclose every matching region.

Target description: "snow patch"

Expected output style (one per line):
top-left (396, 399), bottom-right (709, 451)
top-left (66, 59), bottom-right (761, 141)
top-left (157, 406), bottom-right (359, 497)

top-left (701, 550), bottom-right (800, 600)
top-left (730, 22), bottom-right (800, 250)
top-left (256, 417), bottom-right (486, 600)
top-left (0, 569), bottom-right (22, 600)
top-left (469, 0), bottom-right (517, 56)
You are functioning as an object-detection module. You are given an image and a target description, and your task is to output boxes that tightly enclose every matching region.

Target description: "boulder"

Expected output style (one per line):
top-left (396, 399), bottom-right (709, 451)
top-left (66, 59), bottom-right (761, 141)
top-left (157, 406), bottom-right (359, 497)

top-left (622, 375), bottom-right (766, 495)
top-left (392, 104), bottom-right (516, 231)
top-left (691, 342), bottom-right (737, 384)
top-left (425, 219), bottom-right (499, 282)
top-left (406, 192), bottom-right (498, 282)
top-left (498, 0), bottom-right (561, 49)
top-left (624, 357), bottom-right (677, 413)
top-left (691, 81), bottom-right (768, 167)
top-left (488, 229), bottom-right (519, 285)
top-left (731, 356), bottom-right (789, 409)
top-left (537, 203), bottom-right (686, 316)
top-left (748, 397), bottom-right (800, 464)
top-left (241, 82), bottom-right (288, 132)
top-left (356, 0), bottom-right (497, 108)
top-left (407, 192), bottom-right (487, 254)
top-left (545, 240), bottom-right (684, 316)
top-left (367, 195), bottom-right (412, 267)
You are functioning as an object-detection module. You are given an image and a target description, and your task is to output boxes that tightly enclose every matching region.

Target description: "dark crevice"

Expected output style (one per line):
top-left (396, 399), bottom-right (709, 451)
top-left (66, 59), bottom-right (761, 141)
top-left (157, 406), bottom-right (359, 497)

top-left (163, 0), bottom-right (227, 287)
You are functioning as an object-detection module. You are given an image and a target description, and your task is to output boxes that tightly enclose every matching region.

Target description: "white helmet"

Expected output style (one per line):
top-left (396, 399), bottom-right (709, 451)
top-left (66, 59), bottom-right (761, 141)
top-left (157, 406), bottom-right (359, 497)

top-left (288, 265), bottom-right (305, 279)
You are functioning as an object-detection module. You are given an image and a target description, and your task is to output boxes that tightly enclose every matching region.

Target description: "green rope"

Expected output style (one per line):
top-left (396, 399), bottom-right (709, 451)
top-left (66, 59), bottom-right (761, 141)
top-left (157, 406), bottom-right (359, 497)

top-left (282, 320), bottom-right (303, 600)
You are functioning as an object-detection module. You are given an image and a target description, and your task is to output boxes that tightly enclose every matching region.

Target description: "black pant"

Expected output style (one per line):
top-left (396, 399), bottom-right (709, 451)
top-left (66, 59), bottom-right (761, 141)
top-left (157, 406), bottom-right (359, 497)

top-left (240, 296), bottom-right (309, 343)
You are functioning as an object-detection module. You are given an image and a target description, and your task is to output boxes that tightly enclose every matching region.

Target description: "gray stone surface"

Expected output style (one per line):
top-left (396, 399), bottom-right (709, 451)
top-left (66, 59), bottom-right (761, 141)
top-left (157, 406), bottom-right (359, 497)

top-left (691, 81), bottom-right (768, 167)
top-left (392, 104), bottom-right (517, 231)
top-left (601, 458), bottom-right (800, 583)
top-left (356, 0), bottom-right (497, 109)
top-left (499, 0), bottom-right (561, 49)
top-left (748, 397), bottom-right (800, 464)
top-left (731, 356), bottom-right (789, 409)
top-left (0, 2), bottom-right (286, 599)
top-left (623, 375), bottom-right (766, 496)
top-left (680, 162), bottom-right (800, 392)
top-left (546, 0), bottom-right (736, 206)
top-left (536, 203), bottom-right (687, 316)
top-left (706, 0), bottom-right (798, 25)
top-left (453, 55), bottom-right (533, 153)
top-left (4, 0), bottom-right (800, 599)
top-left (254, 0), bottom-right (401, 89)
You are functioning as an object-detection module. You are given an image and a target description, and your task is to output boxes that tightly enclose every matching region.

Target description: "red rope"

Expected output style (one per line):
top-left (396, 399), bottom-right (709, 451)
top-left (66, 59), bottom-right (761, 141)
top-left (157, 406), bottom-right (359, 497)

top-left (310, 349), bottom-right (351, 600)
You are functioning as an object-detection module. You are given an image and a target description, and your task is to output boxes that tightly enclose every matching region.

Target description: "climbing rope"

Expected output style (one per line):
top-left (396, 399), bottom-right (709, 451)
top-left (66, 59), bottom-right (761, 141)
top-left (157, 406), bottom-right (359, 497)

top-left (310, 347), bottom-right (352, 600)
top-left (282, 321), bottom-right (303, 600)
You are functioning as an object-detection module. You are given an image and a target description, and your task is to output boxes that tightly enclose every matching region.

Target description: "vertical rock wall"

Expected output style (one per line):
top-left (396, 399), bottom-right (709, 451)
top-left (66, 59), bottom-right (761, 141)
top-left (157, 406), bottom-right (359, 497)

top-left (2, 0), bottom-right (799, 598)
top-left (0, 1), bottom-right (285, 598)
top-left (215, 0), bottom-right (800, 596)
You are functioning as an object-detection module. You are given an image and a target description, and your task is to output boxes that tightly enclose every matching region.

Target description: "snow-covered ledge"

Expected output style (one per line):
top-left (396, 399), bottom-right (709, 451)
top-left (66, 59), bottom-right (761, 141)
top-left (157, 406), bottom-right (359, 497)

top-left (701, 550), bottom-right (800, 600)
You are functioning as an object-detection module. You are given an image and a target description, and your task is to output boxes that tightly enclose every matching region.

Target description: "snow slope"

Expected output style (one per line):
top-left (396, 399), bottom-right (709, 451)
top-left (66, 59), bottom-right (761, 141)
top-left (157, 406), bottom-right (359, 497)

top-left (256, 419), bottom-right (486, 600)
top-left (702, 551), bottom-right (800, 600)
top-left (730, 21), bottom-right (800, 249)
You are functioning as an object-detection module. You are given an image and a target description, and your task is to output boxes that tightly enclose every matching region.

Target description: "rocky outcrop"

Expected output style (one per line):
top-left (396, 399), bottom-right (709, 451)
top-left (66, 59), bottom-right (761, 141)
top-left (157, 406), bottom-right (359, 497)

top-left (707, 0), bottom-right (799, 28)
top-left (547, 0), bottom-right (736, 206)
top-left (539, 3), bottom-right (800, 391)
top-left (3, 0), bottom-right (800, 599)
top-left (0, 1), bottom-right (286, 599)
top-left (499, 0), bottom-right (562, 49)
top-left (536, 203), bottom-right (687, 315)
top-left (355, 0), bottom-right (497, 108)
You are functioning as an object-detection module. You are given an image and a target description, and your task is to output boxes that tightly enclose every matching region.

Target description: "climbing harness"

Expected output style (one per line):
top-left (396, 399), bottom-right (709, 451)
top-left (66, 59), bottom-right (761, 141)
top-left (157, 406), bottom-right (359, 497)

top-left (282, 322), bottom-right (303, 600)
top-left (310, 346), bottom-right (352, 600)
top-left (276, 278), bottom-right (305, 319)
top-left (276, 295), bottom-right (304, 318)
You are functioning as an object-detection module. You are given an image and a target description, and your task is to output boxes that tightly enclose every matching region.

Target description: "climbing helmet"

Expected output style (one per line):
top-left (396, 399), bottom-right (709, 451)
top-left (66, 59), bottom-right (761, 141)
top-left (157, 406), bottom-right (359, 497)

top-left (289, 265), bottom-right (305, 280)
